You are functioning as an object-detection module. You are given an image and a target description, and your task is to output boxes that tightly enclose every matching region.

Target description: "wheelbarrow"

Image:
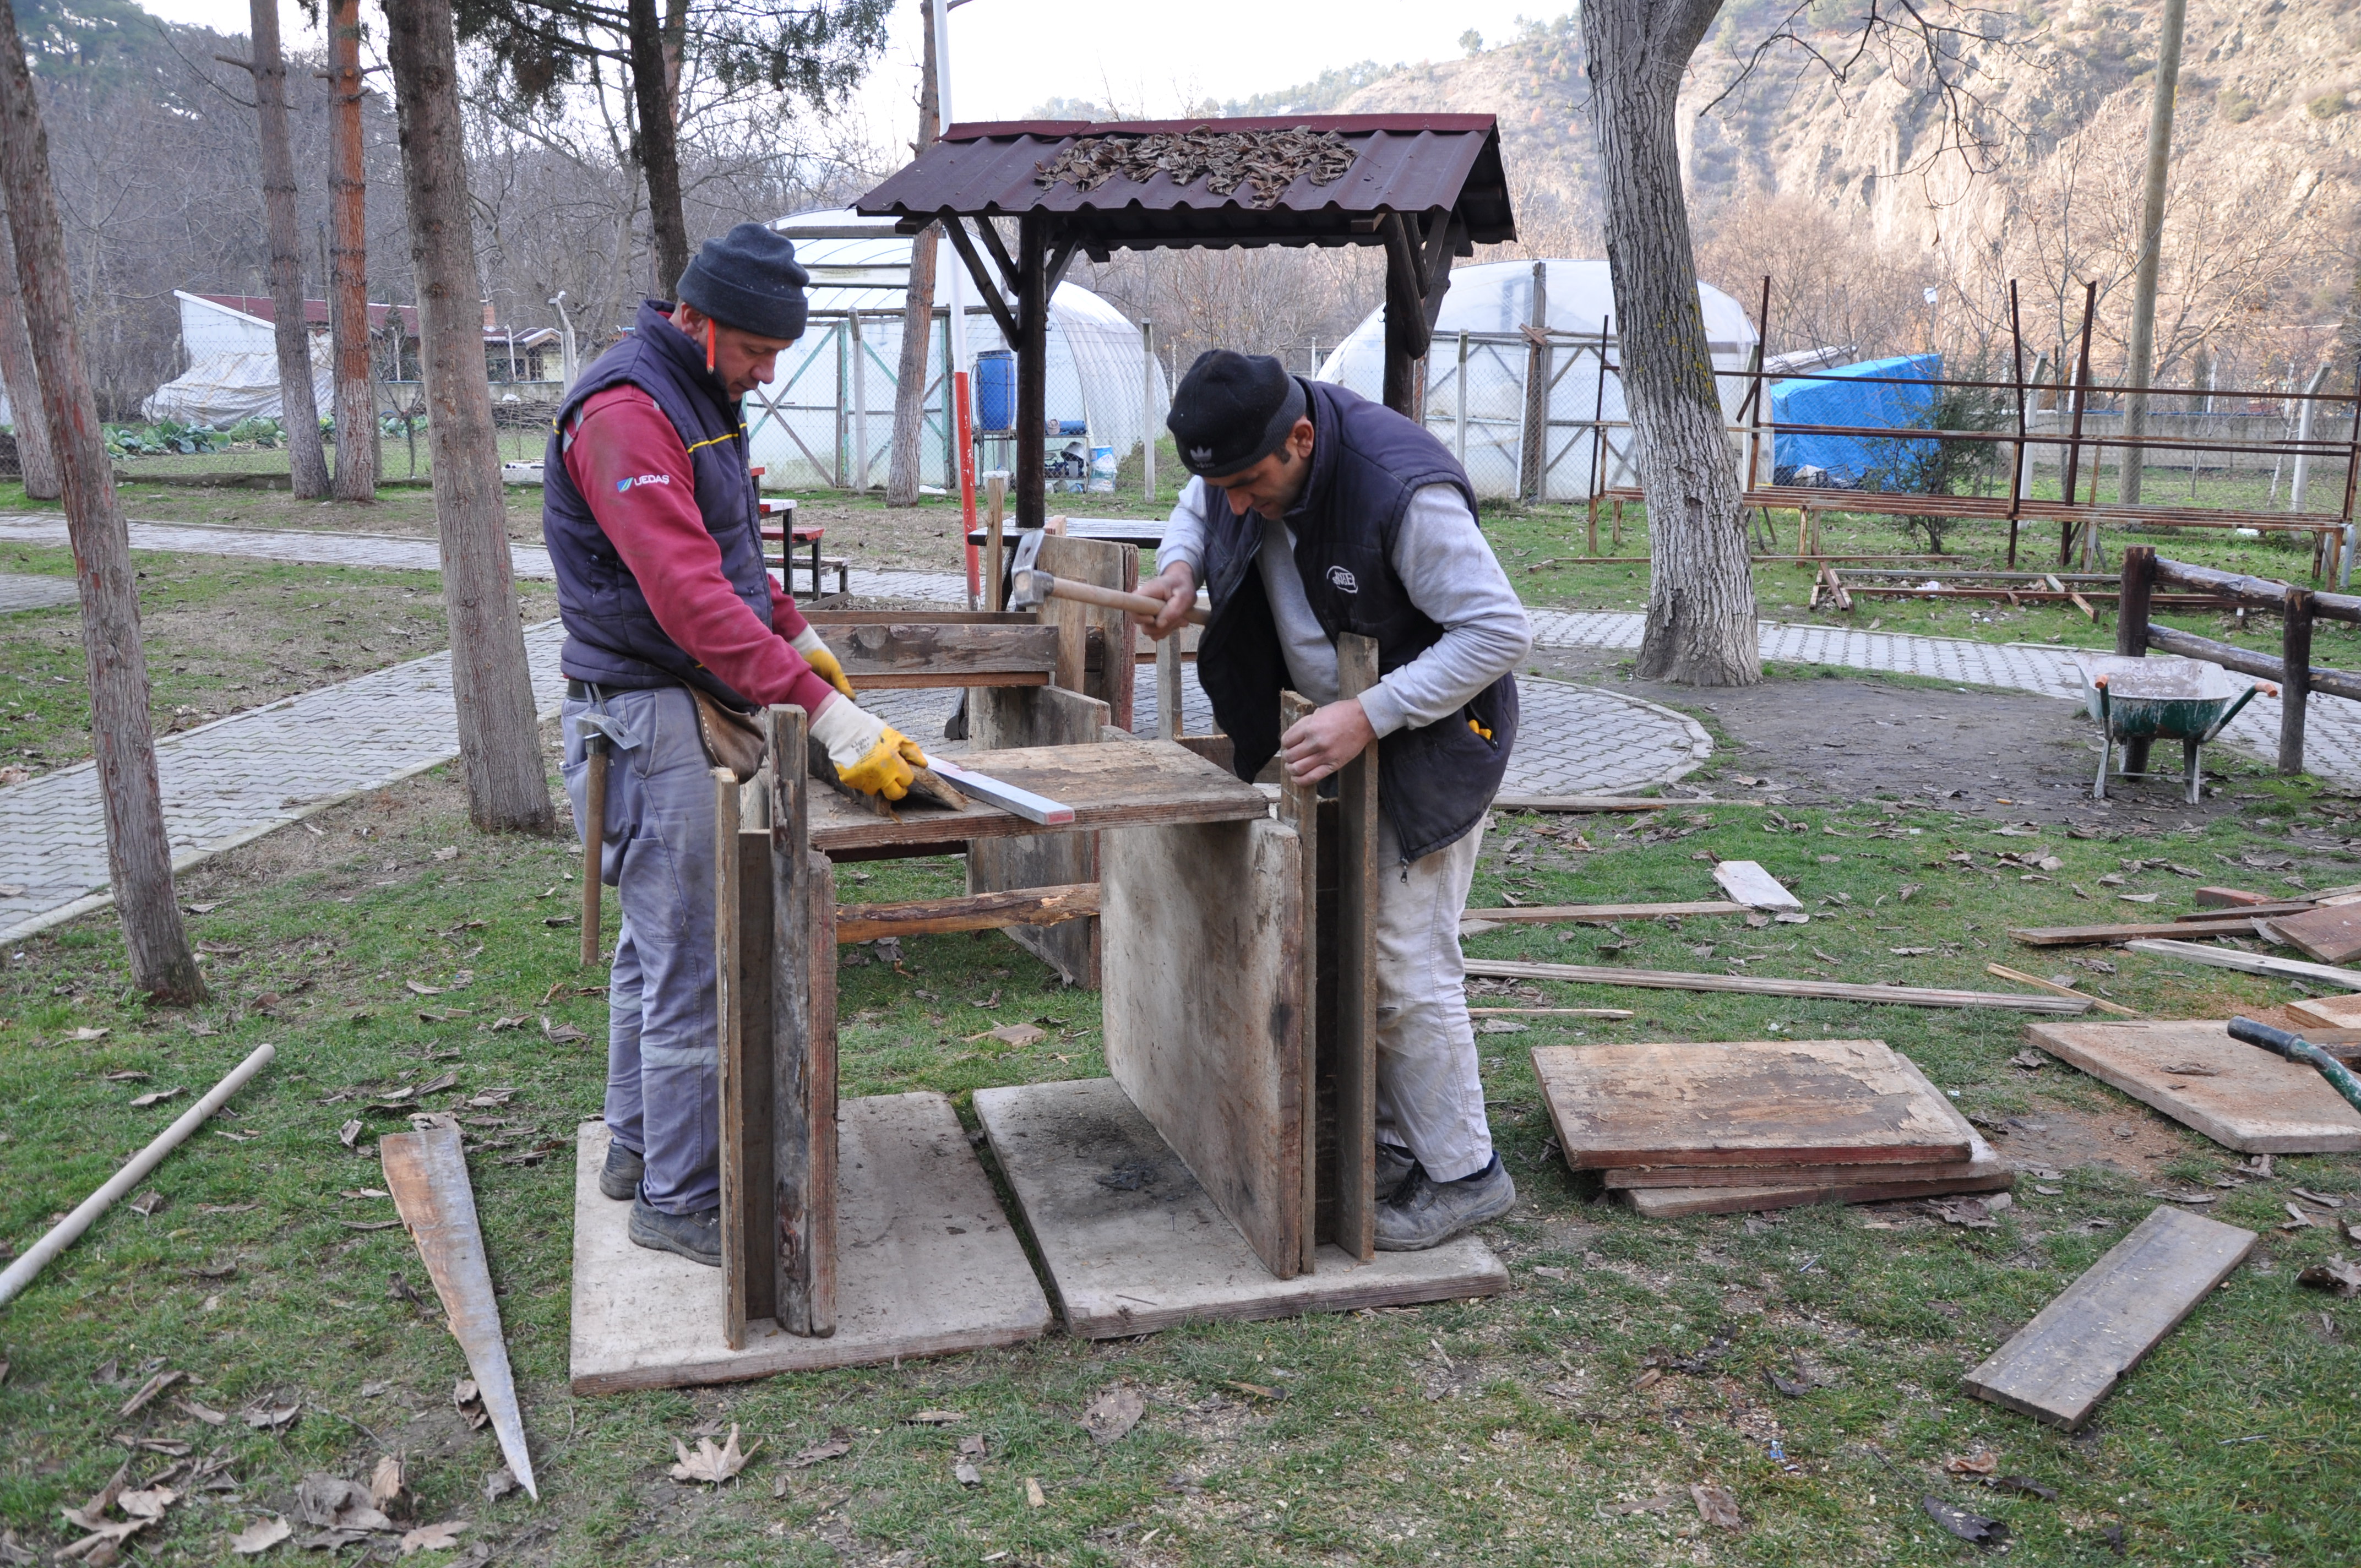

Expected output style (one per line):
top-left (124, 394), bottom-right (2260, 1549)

top-left (2074, 654), bottom-right (2270, 805)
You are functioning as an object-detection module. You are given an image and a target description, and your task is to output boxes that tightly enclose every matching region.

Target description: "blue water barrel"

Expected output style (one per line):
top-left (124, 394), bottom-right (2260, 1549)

top-left (974, 350), bottom-right (1015, 432)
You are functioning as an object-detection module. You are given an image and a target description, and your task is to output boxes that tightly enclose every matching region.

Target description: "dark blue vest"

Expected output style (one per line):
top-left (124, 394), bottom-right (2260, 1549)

top-left (544, 298), bottom-right (771, 706)
top-left (1196, 378), bottom-right (1517, 862)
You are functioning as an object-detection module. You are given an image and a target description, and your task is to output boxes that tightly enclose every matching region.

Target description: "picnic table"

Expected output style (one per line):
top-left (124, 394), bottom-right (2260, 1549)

top-left (758, 497), bottom-right (847, 598)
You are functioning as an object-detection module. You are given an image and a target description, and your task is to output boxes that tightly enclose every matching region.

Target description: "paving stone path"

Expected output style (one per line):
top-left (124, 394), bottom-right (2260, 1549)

top-left (1, 513), bottom-right (2347, 940)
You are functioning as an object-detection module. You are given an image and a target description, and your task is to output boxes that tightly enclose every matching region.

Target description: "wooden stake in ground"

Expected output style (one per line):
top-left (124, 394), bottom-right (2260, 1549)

top-left (384, 0), bottom-right (553, 835)
top-left (0, 200), bottom-right (55, 497)
top-left (222, 0), bottom-right (330, 499)
top-left (0, 0), bottom-right (203, 1000)
top-left (325, 0), bottom-right (378, 502)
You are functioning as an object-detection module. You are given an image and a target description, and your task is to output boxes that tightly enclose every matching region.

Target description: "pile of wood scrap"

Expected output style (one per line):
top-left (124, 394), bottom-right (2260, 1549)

top-left (1531, 1038), bottom-right (2012, 1217)
top-left (2021, 1020), bottom-right (2361, 1154)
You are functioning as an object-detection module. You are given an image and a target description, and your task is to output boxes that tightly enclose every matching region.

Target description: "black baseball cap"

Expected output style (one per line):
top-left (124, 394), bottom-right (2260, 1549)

top-left (1167, 350), bottom-right (1307, 478)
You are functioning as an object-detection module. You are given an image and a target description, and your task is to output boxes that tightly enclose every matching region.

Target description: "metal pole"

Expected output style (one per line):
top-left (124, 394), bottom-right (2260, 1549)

top-left (1454, 329), bottom-right (1468, 467)
top-left (2292, 362), bottom-right (2330, 513)
top-left (850, 309), bottom-right (869, 492)
top-left (1141, 318), bottom-right (1156, 503)
top-left (2120, 0), bottom-right (2189, 507)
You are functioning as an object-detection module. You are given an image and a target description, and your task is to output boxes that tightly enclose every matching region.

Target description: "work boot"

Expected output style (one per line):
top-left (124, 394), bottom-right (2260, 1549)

top-left (1374, 1141), bottom-right (1419, 1204)
top-left (628, 1195), bottom-right (721, 1267)
top-left (599, 1140), bottom-right (645, 1202)
top-left (1374, 1154), bottom-right (1516, 1252)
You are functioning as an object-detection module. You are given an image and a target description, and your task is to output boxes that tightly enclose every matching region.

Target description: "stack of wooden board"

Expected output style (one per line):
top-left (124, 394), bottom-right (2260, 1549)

top-left (1531, 1038), bottom-right (2012, 1217)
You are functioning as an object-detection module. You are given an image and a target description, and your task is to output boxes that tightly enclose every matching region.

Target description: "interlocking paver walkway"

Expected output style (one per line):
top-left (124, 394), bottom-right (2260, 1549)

top-left (1524, 608), bottom-right (2361, 790)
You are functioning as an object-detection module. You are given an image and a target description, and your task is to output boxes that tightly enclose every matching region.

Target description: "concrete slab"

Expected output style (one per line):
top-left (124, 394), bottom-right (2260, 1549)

top-left (974, 1077), bottom-right (1506, 1338)
top-left (568, 1092), bottom-right (1051, 1393)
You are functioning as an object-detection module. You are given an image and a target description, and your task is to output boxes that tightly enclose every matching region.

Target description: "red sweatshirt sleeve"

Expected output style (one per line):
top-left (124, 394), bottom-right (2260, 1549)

top-left (770, 575), bottom-right (810, 641)
top-left (563, 386), bottom-right (836, 715)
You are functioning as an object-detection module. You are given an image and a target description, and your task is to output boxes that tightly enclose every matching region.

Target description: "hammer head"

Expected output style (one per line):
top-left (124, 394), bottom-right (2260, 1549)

top-left (1008, 568), bottom-right (1051, 613)
top-left (1010, 527), bottom-right (1047, 578)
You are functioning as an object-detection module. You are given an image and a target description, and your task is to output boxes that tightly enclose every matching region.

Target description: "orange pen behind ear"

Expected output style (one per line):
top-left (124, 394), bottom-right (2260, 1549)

top-left (705, 319), bottom-right (716, 372)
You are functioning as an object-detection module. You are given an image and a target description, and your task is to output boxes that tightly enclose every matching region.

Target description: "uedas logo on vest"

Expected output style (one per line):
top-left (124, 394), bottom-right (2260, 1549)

top-left (616, 473), bottom-right (674, 492)
top-left (1327, 565), bottom-right (1359, 593)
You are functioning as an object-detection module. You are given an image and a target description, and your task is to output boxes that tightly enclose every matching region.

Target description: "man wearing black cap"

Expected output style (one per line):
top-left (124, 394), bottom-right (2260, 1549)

top-left (1135, 351), bottom-right (1532, 1251)
top-left (543, 223), bottom-right (930, 1265)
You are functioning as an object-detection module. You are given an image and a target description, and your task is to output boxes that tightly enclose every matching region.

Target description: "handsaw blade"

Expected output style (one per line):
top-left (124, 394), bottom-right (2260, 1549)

top-left (380, 1116), bottom-right (538, 1500)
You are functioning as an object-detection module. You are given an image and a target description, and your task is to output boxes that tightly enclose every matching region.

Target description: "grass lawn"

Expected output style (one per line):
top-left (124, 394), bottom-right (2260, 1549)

top-left (1, 712), bottom-right (2357, 1565)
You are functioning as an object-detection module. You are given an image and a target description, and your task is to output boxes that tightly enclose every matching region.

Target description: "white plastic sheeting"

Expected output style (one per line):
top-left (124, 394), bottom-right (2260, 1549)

top-left (1316, 259), bottom-right (1759, 501)
top-left (743, 209), bottom-right (1168, 492)
top-left (141, 348), bottom-right (333, 427)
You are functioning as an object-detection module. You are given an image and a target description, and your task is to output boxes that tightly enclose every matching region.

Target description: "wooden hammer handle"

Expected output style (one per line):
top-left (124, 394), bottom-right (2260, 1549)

top-left (1022, 570), bottom-right (1209, 626)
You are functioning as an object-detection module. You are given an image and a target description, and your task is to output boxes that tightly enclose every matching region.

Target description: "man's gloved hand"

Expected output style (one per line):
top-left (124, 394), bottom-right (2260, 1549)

top-left (791, 626), bottom-right (857, 703)
top-left (809, 694), bottom-right (928, 801)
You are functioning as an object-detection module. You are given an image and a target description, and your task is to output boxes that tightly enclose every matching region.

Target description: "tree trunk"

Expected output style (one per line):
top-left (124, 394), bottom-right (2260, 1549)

top-left (0, 200), bottom-right (56, 497)
top-left (1585, 0), bottom-right (1760, 687)
top-left (246, 0), bottom-right (331, 498)
top-left (885, 17), bottom-right (940, 508)
top-left (327, 0), bottom-right (377, 501)
top-left (0, 0), bottom-right (203, 1001)
top-left (385, 0), bottom-right (554, 835)
top-left (627, 0), bottom-right (689, 296)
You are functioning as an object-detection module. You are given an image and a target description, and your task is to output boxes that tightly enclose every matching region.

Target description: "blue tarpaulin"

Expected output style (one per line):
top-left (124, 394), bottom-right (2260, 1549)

top-left (1771, 353), bottom-right (1941, 485)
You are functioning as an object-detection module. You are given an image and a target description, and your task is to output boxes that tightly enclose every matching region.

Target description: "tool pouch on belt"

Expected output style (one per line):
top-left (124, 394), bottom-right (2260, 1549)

top-left (689, 688), bottom-right (766, 782)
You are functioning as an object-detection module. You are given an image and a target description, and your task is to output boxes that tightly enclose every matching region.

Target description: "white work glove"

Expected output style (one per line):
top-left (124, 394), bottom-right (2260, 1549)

top-left (790, 625), bottom-right (857, 702)
top-left (809, 694), bottom-right (926, 801)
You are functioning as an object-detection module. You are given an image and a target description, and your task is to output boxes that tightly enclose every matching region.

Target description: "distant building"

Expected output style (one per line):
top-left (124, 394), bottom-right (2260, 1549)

top-left (143, 291), bottom-right (562, 426)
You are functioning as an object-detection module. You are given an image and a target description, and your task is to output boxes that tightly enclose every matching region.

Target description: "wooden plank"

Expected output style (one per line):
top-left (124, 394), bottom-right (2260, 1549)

top-left (1531, 1038), bottom-right (1973, 1168)
top-left (1494, 794), bottom-right (1771, 813)
top-left (835, 883), bottom-right (1098, 943)
top-left (1041, 533), bottom-right (1138, 733)
top-left (811, 736), bottom-right (1268, 856)
top-left (2124, 938), bottom-right (2361, 989)
top-left (971, 1078), bottom-right (1504, 1338)
top-left (1335, 634), bottom-right (1379, 1263)
top-left (832, 622), bottom-right (1060, 681)
top-left (1101, 817), bottom-right (1305, 1279)
top-left (1277, 692), bottom-right (1320, 1276)
top-left (803, 609), bottom-right (1037, 626)
top-left (2022, 1019), bottom-right (2361, 1153)
top-left (806, 850), bottom-right (838, 1333)
top-left (1466, 900), bottom-right (1746, 925)
top-left (965, 686), bottom-right (1114, 988)
top-left (567, 1101), bottom-right (1051, 1392)
top-left (1465, 957), bottom-right (2093, 1012)
top-left (1623, 1129), bottom-right (2011, 1216)
top-left (2262, 903), bottom-right (2361, 965)
top-left (1712, 860), bottom-right (1800, 910)
top-left (1985, 962), bottom-right (2141, 1017)
top-left (2012, 917), bottom-right (2260, 946)
top-left (1961, 1206), bottom-right (2257, 1431)
top-left (765, 705), bottom-right (832, 1338)
top-left (847, 671), bottom-right (1048, 690)
top-left (2287, 993), bottom-right (2361, 1029)
top-left (716, 779), bottom-right (776, 1344)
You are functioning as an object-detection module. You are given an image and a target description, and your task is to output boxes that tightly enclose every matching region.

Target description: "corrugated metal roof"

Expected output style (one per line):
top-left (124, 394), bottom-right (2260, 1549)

top-left (855, 115), bottom-right (1514, 253)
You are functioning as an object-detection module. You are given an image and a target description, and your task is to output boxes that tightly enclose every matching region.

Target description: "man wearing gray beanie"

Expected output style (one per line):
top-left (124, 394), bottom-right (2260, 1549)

top-left (542, 224), bottom-right (929, 1266)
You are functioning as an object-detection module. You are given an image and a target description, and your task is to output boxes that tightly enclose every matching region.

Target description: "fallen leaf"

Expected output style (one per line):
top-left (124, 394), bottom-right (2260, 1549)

top-left (451, 1380), bottom-right (487, 1430)
top-left (1890, 946), bottom-right (1934, 956)
top-left (369, 1456), bottom-right (402, 1509)
top-left (336, 1218), bottom-right (401, 1231)
top-left (1922, 1494), bottom-right (2008, 1545)
top-left (241, 1399), bottom-right (300, 1431)
top-left (1929, 1197), bottom-right (1999, 1230)
top-left (488, 1016), bottom-right (526, 1032)
top-left (1025, 1477), bottom-right (1046, 1508)
top-left (338, 1120), bottom-right (363, 1150)
top-left (177, 1397), bottom-right (227, 1425)
top-left (2008, 1049), bottom-right (2047, 1071)
top-left (433, 847), bottom-right (459, 862)
top-left (903, 1409), bottom-right (964, 1425)
top-left (191, 1261), bottom-right (238, 1279)
top-left (538, 1016), bottom-right (586, 1044)
top-left (1223, 1380), bottom-right (1280, 1400)
top-left (1764, 1366), bottom-right (1813, 1397)
top-left (953, 1461), bottom-right (982, 1487)
top-left (1608, 1491), bottom-right (1680, 1516)
top-left (2297, 1257), bottom-right (2361, 1298)
top-left (1984, 1476), bottom-right (2059, 1501)
top-left (2119, 892), bottom-right (2159, 904)
top-left (102, 1070), bottom-right (151, 1082)
top-left (399, 1521), bottom-right (466, 1555)
top-left (114, 1487), bottom-right (175, 1521)
top-left (67, 1027), bottom-right (110, 1042)
top-left (295, 1474), bottom-right (391, 1533)
top-left (112, 1436), bottom-right (189, 1456)
top-left (959, 1434), bottom-right (987, 1458)
top-left (1079, 1384), bottom-right (1146, 1445)
top-left (229, 1516), bottom-right (291, 1555)
top-left (127, 1190), bottom-right (166, 1217)
top-left (784, 1430), bottom-right (851, 1471)
top-left (116, 1369), bottom-right (185, 1418)
top-left (670, 1424), bottom-right (754, 1485)
top-left (129, 1087), bottom-right (185, 1108)
top-left (1690, 1481), bottom-right (1742, 1530)
top-left (1475, 1018), bottom-right (1528, 1033)
top-left (1945, 1450), bottom-right (1999, 1476)
top-left (969, 1022), bottom-right (1046, 1048)
top-left (416, 1071), bottom-right (460, 1096)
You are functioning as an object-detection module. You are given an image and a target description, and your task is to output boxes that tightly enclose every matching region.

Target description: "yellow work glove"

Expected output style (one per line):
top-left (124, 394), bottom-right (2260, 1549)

top-left (791, 626), bottom-right (857, 703)
top-left (809, 694), bottom-right (928, 801)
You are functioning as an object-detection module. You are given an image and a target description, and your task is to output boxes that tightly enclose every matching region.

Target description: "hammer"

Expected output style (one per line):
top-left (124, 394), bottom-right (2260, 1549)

top-left (579, 731), bottom-right (608, 967)
top-left (1009, 568), bottom-right (1207, 626)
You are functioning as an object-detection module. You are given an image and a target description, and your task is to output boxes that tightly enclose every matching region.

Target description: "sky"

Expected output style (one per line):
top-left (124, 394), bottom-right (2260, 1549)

top-left (131, 0), bottom-right (1554, 153)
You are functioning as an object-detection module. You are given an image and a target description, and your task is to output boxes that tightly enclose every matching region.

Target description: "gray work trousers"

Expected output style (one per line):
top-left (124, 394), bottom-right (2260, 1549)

top-left (561, 685), bottom-right (721, 1216)
top-left (1373, 812), bottom-right (1494, 1183)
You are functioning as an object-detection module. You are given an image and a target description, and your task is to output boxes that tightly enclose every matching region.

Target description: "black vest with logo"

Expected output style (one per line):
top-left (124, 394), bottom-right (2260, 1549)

top-left (1196, 378), bottom-right (1517, 862)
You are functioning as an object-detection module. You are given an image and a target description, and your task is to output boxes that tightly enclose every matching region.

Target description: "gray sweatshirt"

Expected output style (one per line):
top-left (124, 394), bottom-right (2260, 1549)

top-left (1156, 476), bottom-right (1532, 738)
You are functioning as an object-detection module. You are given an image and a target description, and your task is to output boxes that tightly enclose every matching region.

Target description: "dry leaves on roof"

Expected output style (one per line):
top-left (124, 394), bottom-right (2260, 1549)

top-left (1035, 128), bottom-right (1358, 210)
